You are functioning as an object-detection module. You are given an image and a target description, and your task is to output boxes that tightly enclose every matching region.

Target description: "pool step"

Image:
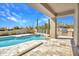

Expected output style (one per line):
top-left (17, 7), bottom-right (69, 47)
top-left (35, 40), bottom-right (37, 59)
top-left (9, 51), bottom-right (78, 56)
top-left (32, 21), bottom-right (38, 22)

top-left (16, 42), bottom-right (43, 56)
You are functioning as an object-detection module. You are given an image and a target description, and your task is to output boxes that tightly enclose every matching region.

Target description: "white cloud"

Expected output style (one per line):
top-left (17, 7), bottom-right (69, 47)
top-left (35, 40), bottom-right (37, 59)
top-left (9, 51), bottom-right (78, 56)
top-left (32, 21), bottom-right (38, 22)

top-left (7, 16), bottom-right (18, 22)
top-left (38, 20), bottom-right (42, 24)
top-left (42, 18), bottom-right (48, 23)
top-left (5, 9), bottom-right (11, 16)
top-left (12, 12), bottom-right (20, 18)
top-left (22, 20), bottom-right (27, 23)
top-left (18, 19), bottom-right (27, 24)
top-left (17, 19), bottom-right (27, 26)
top-left (7, 16), bottom-right (27, 26)
top-left (7, 16), bottom-right (27, 24)
top-left (11, 12), bottom-right (27, 24)
top-left (38, 18), bottom-right (49, 24)
top-left (0, 9), bottom-right (11, 17)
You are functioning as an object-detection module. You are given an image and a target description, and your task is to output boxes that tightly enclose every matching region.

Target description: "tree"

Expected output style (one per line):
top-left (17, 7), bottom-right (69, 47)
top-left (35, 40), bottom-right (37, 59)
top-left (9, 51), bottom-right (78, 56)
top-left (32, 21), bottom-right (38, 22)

top-left (28, 26), bottom-right (33, 30)
top-left (44, 23), bottom-right (49, 33)
top-left (26, 26), bottom-right (35, 33)
top-left (48, 19), bottom-right (50, 34)
top-left (13, 26), bottom-right (20, 30)
top-left (36, 19), bottom-right (39, 32)
top-left (0, 27), bottom-right (8, 31)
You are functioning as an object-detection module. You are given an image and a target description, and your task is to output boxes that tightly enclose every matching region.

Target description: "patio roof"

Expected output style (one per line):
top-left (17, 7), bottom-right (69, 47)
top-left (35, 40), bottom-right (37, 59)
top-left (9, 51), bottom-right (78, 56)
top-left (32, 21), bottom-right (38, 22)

top-left (28, 3), bottom-right (76, 17)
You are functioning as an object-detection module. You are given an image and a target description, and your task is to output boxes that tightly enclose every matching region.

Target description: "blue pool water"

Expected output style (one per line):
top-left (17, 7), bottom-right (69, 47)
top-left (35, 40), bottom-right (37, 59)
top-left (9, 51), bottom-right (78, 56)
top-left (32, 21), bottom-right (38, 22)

top-left (0, 35), bottom-right (46, 47)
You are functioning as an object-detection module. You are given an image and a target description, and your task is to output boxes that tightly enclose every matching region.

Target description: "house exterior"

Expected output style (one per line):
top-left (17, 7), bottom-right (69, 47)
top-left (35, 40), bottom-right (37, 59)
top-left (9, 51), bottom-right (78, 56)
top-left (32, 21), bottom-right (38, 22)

top-left (28, 3), bottom-right (79, 55)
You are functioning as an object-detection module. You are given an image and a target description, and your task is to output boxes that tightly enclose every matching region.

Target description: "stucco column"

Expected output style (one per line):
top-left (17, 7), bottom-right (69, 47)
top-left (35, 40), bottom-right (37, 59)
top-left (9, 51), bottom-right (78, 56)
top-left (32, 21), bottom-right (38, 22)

top-left (74, 4), bottom-right (79, 47)
top-left (49, 17), bottom-right (56, 38)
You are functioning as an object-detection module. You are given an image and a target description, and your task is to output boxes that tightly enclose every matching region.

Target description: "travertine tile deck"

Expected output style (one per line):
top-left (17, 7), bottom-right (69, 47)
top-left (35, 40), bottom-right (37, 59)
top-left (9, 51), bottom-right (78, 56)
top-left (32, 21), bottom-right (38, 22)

top-left (23, 38), bottom-right (73, 56)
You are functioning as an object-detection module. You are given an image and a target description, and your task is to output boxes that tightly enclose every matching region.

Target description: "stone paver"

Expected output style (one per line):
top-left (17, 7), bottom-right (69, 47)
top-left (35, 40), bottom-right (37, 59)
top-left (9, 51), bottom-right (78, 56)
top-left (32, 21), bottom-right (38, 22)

top-left (23, 39), bottom-right (73, 56)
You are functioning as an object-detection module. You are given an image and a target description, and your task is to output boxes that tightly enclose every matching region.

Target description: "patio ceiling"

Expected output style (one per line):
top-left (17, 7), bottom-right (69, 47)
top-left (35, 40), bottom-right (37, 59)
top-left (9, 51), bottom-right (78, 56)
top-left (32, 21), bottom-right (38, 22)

top-left (28, 3), bottom-right (76, 18)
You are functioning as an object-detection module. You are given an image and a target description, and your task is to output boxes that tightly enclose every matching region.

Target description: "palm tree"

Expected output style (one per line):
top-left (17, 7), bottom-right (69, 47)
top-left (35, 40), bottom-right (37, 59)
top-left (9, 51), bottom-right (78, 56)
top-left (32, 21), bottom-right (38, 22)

top-left (42, 23), bottom-right (48, 33)
top-left (28, 26), bottom-right (33, 30)
top-left (45, 23), bottom-right (48, 33)
top-left (36, 19), bottom-right (39, 32)
top-left (41, 25), bottom-right (45, 33)
top-left (27, 26), bottom-right (35, 33)
top-left (38, 26), bottom-right (43, 33)
top-left (13, 26), bottom-right (20, 30)
top-left (48, 19), bottom-right (50, 34)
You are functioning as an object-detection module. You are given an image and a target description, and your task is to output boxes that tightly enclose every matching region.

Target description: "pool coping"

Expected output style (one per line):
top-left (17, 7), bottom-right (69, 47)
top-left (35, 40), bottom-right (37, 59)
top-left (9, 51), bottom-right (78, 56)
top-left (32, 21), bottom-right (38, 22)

top-left (16, 42), bottom-right (43, 56)
top-left (0, 34), bottom-right (33, 38)
top-left (0, 33), bottom-right (49, 38)
top-left (13, 33), bottom-right (48, 37)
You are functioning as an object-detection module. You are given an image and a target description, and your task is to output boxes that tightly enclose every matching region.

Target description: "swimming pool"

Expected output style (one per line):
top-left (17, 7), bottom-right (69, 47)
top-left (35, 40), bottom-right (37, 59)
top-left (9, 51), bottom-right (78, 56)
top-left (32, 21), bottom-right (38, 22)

top-left (0, 35), bottom-right (46, 47)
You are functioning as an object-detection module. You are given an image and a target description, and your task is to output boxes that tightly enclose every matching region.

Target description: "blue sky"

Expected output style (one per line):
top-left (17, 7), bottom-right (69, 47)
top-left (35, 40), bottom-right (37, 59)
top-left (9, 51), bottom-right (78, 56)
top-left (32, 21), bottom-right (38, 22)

top-left (0, 3), bottom-right (74, 29)
top-left (57, 16), bottom-right (74, 25)
top-left (0, 3), bottom-right (49, 29)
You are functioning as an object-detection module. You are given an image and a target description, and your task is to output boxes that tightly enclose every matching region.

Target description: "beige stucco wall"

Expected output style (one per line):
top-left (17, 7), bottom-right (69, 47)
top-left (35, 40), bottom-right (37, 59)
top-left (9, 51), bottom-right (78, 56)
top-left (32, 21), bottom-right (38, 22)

top-left (68, 31), bottom-right (73, 36)
top-left (74, 4), bottom-right (79, 47)
top-left (67, 29), bottom-right (74, 36)
top-left (50, 18), bottom-right (56, 38)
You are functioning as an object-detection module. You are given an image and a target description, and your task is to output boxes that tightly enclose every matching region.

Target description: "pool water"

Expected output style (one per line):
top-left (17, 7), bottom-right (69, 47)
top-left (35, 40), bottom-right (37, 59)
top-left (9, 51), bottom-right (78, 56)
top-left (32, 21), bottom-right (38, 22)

top-left (0, 35), bottom-right (46, 47)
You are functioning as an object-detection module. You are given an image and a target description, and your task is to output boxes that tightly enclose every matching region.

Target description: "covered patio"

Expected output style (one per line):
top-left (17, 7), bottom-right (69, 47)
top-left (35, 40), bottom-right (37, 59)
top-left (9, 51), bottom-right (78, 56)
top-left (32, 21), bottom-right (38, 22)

top-left (27, 3), bottom-right (79, 55)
